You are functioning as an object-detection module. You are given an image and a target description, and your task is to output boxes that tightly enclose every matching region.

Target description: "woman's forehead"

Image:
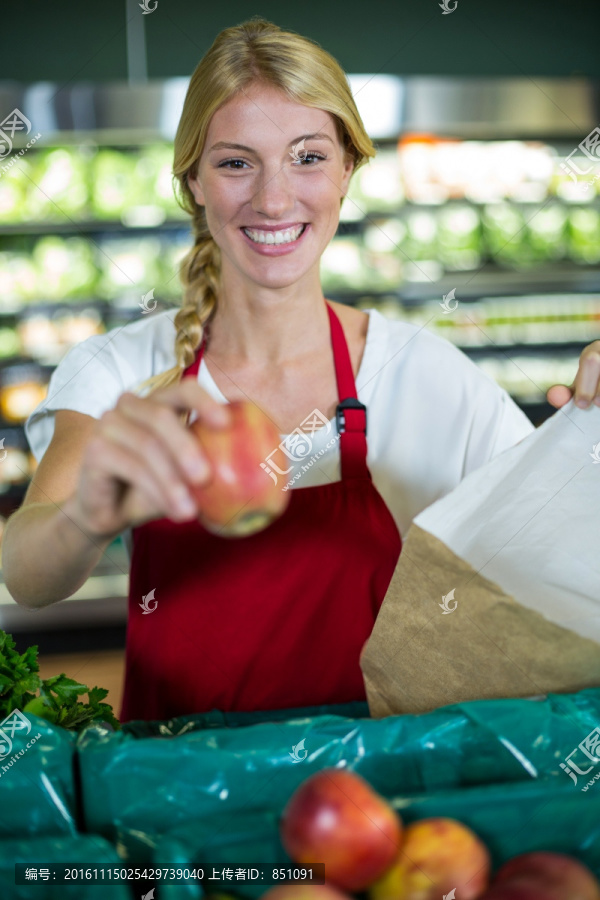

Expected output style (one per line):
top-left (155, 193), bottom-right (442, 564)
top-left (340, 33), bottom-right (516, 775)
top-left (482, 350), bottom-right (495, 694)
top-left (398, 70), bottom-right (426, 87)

top-left (208, 85), bottom-right (336, 139)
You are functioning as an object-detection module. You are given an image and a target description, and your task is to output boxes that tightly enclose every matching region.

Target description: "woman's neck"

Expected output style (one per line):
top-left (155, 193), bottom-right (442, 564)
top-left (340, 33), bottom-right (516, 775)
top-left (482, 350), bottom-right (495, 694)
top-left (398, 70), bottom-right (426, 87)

top-left (206, 279), bottom-right (331, 367)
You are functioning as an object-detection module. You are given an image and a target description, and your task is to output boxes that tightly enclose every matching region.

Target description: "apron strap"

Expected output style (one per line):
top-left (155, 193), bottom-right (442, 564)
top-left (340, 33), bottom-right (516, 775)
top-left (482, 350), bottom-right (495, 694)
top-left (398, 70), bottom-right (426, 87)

top-left (183, 305), bottom-right (369, 481)
top-left (326, 302), bottom-right (369, 481)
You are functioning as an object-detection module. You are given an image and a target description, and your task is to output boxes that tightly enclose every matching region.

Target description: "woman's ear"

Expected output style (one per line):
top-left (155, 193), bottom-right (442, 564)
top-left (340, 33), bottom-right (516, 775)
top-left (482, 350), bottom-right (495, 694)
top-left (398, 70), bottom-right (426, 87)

top-left (187, 171), bottom-right (206, 206)
top-left (340, 154), bottom-right (355, 199)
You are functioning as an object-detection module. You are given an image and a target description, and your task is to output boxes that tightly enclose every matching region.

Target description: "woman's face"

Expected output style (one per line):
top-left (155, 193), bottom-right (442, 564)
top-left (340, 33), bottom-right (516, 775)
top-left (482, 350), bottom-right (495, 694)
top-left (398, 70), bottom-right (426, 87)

top-left (188, 81), bottom-right (354, 291)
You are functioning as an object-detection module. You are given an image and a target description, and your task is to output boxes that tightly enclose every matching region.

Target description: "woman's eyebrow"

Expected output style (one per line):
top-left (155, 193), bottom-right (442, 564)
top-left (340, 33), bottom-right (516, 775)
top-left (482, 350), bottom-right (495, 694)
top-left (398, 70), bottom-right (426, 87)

top-left (209, 133), bottom-right (334, 153)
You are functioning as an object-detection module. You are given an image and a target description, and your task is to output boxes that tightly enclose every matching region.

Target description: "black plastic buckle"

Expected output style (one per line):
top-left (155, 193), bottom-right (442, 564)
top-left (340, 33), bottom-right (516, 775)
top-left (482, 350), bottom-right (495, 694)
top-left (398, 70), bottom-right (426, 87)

top-left (336, 397), bottom-right (367, 435)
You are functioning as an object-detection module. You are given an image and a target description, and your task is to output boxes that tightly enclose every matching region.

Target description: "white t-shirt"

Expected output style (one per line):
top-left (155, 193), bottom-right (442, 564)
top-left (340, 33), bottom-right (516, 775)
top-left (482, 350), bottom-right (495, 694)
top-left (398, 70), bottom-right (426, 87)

top-left (25, 307), bottom-right (535, 557)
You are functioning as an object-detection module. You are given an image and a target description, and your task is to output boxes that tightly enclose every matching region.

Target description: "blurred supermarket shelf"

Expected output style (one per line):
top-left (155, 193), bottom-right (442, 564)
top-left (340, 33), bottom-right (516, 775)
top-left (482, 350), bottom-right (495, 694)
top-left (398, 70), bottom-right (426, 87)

top-left (0, 73), bottom-right (597, 519)
top-left (0, 218), bottom-right (189, 236)
top-left (0, 537), bottom-right (129, 632)
top-left (0, 575), bottom-right (128, 632)
top-left (1, 78), bottom-right (597, 143)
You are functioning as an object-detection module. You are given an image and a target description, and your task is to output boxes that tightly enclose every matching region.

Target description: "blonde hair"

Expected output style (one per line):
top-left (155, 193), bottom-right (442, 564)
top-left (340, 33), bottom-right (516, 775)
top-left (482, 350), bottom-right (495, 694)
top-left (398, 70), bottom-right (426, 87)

top-left (136, 16), bottom-right (376, 396)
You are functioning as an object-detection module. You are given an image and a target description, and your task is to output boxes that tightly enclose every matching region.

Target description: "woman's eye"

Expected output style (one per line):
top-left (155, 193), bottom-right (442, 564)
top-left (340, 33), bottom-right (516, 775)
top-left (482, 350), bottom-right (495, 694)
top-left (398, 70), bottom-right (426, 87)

top-left (218, 159), bottom-right (249, 169)
top-left (295, 152), bottom-right (326, 166)
top-left (217, 152), bottom-right (326, 170)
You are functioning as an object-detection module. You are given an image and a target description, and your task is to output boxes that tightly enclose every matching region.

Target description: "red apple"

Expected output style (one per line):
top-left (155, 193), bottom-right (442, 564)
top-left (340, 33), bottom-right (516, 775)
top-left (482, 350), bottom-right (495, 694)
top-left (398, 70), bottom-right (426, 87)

top-left (261, 887), bottom-right (353, 900)
top-left (492, 852), bottom-right (600, 900)
top-left (189, 400), bottom-right (289, 537)
top-left (368, 817), bottom-right (490, 900)
top-left (280, 768), bottom-right (402, 892)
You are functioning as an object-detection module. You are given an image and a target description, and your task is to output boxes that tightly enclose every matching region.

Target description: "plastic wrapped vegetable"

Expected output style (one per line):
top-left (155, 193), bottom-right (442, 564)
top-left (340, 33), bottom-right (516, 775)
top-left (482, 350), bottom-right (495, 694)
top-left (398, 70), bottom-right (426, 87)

top-left (27, 149), bottom-right (88, 221)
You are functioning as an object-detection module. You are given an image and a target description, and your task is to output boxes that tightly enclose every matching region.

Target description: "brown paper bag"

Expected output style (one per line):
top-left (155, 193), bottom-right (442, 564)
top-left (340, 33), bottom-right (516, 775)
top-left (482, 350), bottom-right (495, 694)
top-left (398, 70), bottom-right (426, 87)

top-left (361, 524), bottom-right (600, 718)
top-left (361, 401), bottom-right (600, 717)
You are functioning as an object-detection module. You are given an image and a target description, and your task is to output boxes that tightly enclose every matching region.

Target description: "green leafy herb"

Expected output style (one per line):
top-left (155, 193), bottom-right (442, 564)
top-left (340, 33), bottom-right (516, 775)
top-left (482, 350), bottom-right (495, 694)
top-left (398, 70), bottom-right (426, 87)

top-left (0, 629), bottom-right (120, 731)
top-left (0, 630), bottom-right (41, 717)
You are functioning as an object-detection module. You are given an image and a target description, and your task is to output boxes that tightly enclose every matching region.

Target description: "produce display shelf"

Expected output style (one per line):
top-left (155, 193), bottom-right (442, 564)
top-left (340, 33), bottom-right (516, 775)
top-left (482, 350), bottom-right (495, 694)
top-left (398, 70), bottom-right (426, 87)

top-left (0, 573), bottom-right (128, 633)
top-left (460, 340), bottom-right (594, 354)
top-left (0, 219), bottom-right (190, 236)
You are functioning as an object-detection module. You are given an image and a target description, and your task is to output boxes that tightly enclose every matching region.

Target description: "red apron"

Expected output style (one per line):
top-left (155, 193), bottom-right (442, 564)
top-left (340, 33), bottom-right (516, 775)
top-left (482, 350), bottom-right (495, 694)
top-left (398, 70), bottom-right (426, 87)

top-left (121, 302), bottom-right (402, 722)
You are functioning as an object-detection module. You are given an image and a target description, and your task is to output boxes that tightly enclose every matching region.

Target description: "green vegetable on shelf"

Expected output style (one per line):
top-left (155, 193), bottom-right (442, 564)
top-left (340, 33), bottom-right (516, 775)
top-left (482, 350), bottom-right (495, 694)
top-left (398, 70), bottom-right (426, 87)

top-left (90, 148), bottom-right (139, 219)
top-left (0, 628), bottom-right (120, 731)
top-left (568, 207), bottom-right (600, 264)
top-left (138, 144), bottom-right (187, 217)
top-left (437, 203), bottom-right (482, 271)
top-left (0, 158), bottom-right (31, 224)
top-left (27, 148), bottom-right (89, 221)
top-left (526, 203), bottom-right (567, 262)
top-left (32, 235), bottom-right (99, 300)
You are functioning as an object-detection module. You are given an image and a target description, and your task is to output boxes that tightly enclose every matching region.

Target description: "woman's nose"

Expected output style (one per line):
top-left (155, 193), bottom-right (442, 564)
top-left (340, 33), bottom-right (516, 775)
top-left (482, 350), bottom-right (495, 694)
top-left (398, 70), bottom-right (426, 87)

top-left (250, 167), bottom-right (295, 218)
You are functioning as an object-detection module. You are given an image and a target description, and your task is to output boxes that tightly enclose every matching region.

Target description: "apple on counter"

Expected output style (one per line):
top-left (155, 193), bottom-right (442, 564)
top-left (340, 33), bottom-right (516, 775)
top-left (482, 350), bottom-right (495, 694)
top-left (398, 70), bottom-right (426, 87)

top-left (274, 764), bottom-right (600, 900)
top-left (280, 768), bottom-right (403, 892)
top-left (482, 852), bottom-right (600, 900)
top-left (262, 887), bottom-right (353, 900)
top-left (368, 817), bottom-right (490, 900)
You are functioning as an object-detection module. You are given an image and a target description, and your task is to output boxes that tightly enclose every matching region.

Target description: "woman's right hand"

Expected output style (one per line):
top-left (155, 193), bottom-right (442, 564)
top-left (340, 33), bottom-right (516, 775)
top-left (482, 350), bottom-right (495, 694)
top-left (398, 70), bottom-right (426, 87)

top-left (65, 381), bottom-right (231, 540)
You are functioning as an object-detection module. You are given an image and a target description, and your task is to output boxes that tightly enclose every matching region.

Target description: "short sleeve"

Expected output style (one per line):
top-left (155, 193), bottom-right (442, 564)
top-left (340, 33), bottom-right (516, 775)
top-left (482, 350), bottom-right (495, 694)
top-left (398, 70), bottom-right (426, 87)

top-left (461, 370), bottom-right (536, 479)
top-left (25, 338), bottom-right (125, 463)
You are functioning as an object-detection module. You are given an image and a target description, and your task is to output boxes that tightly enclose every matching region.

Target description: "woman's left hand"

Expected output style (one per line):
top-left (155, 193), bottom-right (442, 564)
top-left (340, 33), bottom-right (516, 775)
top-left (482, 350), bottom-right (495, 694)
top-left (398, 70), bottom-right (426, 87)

top-left (546, 340), bottom-right (600, 409)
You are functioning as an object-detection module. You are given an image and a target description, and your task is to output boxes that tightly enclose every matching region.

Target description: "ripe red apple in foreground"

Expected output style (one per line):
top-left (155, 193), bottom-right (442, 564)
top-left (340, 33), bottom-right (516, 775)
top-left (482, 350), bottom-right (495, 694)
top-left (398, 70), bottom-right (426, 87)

top-left (280, 767), bottom-right (402, 892)
top-left (189, 400), bottom-right (289, 537)
top-left (369, 817), bottom-right (490, 900)
top-left (261, 886), bottom-right (353, 900)
top-left (491, 852), bottom-right (600, 900)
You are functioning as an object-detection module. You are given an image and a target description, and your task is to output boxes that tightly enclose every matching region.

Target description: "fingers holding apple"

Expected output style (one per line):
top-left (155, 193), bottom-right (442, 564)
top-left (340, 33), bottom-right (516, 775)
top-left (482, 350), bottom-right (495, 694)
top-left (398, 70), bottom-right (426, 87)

top-left (189, 400), bottom-right (290, 537)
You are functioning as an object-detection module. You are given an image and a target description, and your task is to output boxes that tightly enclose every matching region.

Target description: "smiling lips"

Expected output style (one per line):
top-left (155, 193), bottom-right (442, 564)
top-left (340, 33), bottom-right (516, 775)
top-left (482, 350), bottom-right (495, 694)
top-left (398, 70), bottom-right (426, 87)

top-left (243, 223), bottom-right (307, 245)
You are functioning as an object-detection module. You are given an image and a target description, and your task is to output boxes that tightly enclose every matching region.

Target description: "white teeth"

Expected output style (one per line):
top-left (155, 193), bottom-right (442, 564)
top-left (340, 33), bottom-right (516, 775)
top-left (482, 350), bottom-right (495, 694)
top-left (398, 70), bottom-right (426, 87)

top-left (243, 224), bottom-right (305, 245)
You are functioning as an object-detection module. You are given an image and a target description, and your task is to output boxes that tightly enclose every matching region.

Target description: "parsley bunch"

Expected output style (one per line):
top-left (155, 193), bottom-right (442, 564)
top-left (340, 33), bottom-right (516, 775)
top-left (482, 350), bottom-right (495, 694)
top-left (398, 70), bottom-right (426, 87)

top-left (0, 629), bottom-right (120, 731)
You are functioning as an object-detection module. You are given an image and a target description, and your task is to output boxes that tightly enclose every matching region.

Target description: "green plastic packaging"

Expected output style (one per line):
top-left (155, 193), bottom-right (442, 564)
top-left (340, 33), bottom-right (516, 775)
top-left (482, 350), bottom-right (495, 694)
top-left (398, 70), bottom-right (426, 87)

top-left (153, 812), bottom-right (285, 900)
top-left (77, 689), bottom-right (600, 867)
top-left (0, 713), bottom-right (78, 839)
top-left (0, 835), bottom-right (131, 899)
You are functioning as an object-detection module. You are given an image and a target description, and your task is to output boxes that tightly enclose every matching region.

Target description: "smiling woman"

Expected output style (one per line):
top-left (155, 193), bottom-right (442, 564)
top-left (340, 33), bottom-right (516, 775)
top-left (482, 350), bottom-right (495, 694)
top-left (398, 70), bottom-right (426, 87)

top-left (135, 17), bottom-right (376, 396)
top-left (7, 17), bottom-right (600, 725)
